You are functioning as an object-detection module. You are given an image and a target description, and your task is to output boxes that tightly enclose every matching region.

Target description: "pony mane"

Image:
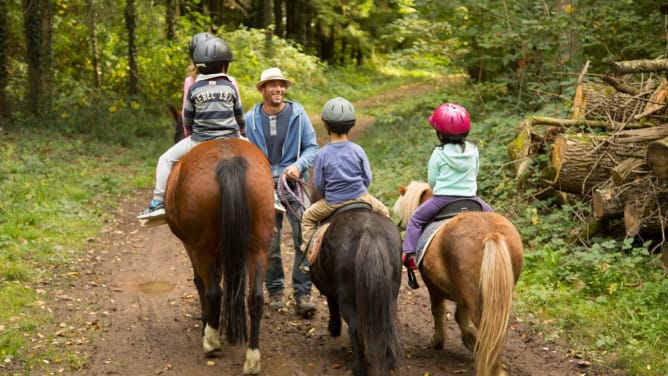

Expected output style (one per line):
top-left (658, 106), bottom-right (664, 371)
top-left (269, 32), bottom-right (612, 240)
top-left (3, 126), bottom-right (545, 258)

top-left (393, 181), bottom-right (431, 225)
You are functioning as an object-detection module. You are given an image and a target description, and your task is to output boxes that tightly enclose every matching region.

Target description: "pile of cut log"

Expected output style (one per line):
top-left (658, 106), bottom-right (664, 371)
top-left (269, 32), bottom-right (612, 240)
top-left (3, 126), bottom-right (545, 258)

top-left (508, 59), bottom-right (668, 254)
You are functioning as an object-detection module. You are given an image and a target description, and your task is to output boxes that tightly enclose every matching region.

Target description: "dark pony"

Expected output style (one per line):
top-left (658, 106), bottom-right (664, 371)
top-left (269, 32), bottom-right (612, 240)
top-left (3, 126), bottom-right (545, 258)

top-left (163, 104), bottom-right (275, 374)
top-left (394, 181), bottom-right (524, 376)
top-left (309, 206), bottom-right (404, 376)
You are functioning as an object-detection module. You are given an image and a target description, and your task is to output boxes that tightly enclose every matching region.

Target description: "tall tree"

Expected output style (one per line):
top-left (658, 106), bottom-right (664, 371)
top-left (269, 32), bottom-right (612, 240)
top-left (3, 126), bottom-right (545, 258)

top-left (166, 0), bottom-right (178, 41)
top-left (125, 0), bottom-right (138, 96)
top-left (22, 0), bottom-right (53, 115)
top-left (0, 0), bottom-right (8, 118)
top-left (87, 0), bottom-right (101, 88)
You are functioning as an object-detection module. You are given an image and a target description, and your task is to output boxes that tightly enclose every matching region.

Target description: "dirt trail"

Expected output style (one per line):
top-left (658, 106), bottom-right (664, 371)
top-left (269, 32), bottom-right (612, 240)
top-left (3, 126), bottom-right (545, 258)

top-left (60, 193), bottom-right (605, 376)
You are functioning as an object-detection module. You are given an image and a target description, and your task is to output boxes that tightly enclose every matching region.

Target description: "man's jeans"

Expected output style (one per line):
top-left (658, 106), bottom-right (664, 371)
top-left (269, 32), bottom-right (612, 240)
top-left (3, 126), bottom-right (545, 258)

top-left (264, 190), bottom-right (312, 298)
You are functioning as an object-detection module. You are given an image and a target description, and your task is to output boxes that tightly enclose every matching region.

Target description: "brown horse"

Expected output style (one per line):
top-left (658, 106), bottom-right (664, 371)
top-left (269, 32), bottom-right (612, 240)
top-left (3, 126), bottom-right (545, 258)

top-left (162, 105), bottom-right (275, 374)
top-left (394, 181), bottom-right (524, 376)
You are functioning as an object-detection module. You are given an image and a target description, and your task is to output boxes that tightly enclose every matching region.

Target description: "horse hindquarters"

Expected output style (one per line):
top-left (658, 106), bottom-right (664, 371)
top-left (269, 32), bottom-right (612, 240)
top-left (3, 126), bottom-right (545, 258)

top-left (473, 232), bottom-right (515, 376)
top-left (353, 224), bottom-right (403, 376)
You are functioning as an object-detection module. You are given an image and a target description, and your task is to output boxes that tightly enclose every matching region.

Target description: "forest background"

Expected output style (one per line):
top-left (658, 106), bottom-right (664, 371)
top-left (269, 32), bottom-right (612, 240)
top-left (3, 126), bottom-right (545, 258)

top-left (0, 0), bottom-right (667, 375)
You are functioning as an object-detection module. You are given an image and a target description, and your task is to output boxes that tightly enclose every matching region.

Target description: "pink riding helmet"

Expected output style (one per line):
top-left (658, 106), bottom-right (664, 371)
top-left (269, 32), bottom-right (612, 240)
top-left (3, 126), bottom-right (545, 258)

top-left (428, 103), bottom-right (471, 139)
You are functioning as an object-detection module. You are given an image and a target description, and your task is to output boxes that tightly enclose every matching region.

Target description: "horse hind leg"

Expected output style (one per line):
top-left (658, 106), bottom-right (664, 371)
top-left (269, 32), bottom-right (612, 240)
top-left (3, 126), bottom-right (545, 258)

top-left (243, 256), bottom-right (266, 375)
top-left (429, 295), bottom-right (447, 349)
top-left (202, 280), bottom-right (223, 354)
top-left (192, 271), bottom-right (221, 353)
top-left (455, 304), bottom-right (477, 353)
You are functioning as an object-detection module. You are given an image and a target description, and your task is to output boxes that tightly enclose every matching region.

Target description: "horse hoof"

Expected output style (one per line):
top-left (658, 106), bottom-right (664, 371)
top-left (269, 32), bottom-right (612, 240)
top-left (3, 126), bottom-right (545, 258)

top-left (243, 348), bottom-right (261, 375)
top-left (202, 325), bottom-right (221, 353)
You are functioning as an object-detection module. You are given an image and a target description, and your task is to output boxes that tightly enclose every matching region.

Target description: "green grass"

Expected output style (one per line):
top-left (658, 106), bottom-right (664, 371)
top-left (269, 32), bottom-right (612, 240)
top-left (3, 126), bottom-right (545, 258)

top-left (0, 118), bottom-right (169, 372)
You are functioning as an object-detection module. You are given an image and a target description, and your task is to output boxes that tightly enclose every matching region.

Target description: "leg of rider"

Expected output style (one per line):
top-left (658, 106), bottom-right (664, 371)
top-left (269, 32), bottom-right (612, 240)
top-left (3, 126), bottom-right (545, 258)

top-left (140, 137), bottom-right (197, 217)
top-left (358, 192), bottom-right (390, 217)
top-left (285, 194), bottom-right (316, 316)
top-left (402, 196), bottom-right (445, 267)
top-left (265, 213), bottom-right (285, 306)
top-left (301, 199), bottom-right (336, 252)
top-left (475, 196), bottom-right (494, 212)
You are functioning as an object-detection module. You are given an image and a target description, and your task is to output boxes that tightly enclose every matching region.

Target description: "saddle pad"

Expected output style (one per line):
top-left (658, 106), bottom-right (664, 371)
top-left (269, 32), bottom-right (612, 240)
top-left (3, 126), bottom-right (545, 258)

top-left (307, 223), bottom-right (330, 265)
top-left (415, 219), bottom-right (450, 266)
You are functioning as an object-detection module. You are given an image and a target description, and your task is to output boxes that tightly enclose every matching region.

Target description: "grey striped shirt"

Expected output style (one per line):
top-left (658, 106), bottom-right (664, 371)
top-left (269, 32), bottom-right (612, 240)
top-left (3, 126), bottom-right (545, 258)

top-left (184, 73), bottom-right (245, 141)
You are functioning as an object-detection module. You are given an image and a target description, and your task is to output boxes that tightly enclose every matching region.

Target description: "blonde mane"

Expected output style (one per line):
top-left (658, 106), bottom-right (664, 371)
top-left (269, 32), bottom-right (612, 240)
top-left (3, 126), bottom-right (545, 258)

top-left (393, 181), bottom-right (431, 226)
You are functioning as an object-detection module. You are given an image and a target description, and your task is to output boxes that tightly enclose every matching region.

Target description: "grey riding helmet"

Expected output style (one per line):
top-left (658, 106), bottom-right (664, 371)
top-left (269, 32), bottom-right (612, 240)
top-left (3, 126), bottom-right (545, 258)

top-left (192, 37), bottom-right (234, 74)
top-left (321, 97), bottom-right (356, 134)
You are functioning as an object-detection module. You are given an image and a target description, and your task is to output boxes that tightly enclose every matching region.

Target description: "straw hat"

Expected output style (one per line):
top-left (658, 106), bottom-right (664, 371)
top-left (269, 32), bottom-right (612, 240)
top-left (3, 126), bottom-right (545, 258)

top-left (256, 67), bottom-right (292, 89)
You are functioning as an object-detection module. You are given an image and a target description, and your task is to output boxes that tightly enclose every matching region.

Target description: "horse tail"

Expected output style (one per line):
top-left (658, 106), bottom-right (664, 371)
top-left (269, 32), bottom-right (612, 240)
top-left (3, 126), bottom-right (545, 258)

top-left (217, 156), bottom-right (250, 345)
top-left (355, 229), bottom-right (403, 376)
top-left (475, 232), bottom-right (514, 376)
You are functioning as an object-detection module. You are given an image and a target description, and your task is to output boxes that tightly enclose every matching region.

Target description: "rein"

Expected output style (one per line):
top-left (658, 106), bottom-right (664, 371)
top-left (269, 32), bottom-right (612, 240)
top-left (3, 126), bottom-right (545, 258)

top-left (277, 171), bottom-right (318, 222)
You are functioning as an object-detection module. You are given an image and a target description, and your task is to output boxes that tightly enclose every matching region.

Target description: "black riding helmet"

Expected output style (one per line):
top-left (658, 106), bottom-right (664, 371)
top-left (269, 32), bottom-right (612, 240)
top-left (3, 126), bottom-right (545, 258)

top-left (321, 97), bottom-right (356, 134)
top-left (188, 32), bottom-right (212, 59)
top-left (192, 37), bottom-right (235, 75)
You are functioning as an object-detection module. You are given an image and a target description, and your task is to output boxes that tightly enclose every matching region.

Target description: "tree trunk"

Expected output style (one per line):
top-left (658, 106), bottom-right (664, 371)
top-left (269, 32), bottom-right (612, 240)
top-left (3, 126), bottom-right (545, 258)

top-left (87, 0), bottom-right (101, 89)
top-left (125, 0), bottom-right (138, 96)
top-left (624, 194), bottom-right (668, 238)
top-left (573, 81), bottom-right (653, 123)
top-left (592, 187), bottom-right (624, 220)
top-left (273, 0), bottom-right (284, 38)
top-left (633, 79), bottom-right (668, 120)
top-left (610, 158), bottom-right (649, 186)
top-left (166, 0), bottom-right (178, 41)
top-left (551, 134), bottom-right (636, 195)
top-left (647, 137), bottom-right (668, 180)
top-left (611, 59), bottom-right (668, 75)
top-left (0, 0), bottom-right (8, 118)
top-left (615, 124), bottom-right (668, 143)
top-left (23, 0), bottom-right (53, 115)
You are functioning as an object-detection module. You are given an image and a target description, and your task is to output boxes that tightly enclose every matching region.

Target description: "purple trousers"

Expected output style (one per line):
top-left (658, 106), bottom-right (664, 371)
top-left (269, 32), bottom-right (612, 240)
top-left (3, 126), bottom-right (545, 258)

top-left (402, 195), bottom-right (493, 253)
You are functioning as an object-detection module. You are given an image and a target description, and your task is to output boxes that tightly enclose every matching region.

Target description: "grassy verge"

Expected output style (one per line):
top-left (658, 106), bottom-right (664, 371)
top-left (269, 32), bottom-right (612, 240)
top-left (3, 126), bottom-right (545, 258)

top-left (0, 117), bottom-right (168, 372)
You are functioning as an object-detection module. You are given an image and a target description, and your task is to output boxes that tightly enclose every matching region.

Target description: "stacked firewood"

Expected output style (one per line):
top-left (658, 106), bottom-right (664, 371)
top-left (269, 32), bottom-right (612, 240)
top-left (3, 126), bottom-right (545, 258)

top-left (508, 59), bottom-right (668, 249)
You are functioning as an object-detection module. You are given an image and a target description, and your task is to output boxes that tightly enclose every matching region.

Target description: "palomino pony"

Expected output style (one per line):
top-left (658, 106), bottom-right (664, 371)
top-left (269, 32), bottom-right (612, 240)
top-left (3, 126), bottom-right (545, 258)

top-left (394, 181), bottom-right (524, 376)
top-left (162, 105), bottom-right (275, 374)
top-left (308, 205), bottom-right (404, 376)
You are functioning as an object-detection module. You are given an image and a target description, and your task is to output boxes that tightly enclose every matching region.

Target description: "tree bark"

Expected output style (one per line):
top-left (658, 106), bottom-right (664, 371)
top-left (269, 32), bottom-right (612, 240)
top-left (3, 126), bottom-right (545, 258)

top-left (0, 0), bottom-right (8, 117)
top-left (87, 0), bottom-right (101, 89)
top-left (647, 137), bottom-right (668, 180)
top-left (551, 134), bottom-right (640, 195)
top-left (23, 0), bottom-right (53, 115)
top-left (166, 0), bottom-right (178, 41)
top-left (611, 59), bottom-right (668, 75)
top-left (615, 125), bottom-right (668, 143)
top-left (125, 0), bottom-right (138, 96)
top-left (526, 115), bottom-right (648, 131)
top-left (610, 158), bottom-right (649, 186)
top-left (624, 194), bottom-right (668, 238)
top-left (600, 75), bottom-right (640, 96)
top-left (592, 187), bottom-right (623, 220)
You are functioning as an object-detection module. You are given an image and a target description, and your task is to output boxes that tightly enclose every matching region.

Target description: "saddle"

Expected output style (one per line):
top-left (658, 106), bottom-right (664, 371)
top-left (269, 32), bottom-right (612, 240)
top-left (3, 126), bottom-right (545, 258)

top-left (432, 198), bottom-right (483, 221)
top-left (306, 202), bottom-right (372, 265)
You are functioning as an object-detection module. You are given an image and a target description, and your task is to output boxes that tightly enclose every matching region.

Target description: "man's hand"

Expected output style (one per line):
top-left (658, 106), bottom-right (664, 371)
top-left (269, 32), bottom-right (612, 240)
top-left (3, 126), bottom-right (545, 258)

top-left (284, 165), bottom-right (300, 178)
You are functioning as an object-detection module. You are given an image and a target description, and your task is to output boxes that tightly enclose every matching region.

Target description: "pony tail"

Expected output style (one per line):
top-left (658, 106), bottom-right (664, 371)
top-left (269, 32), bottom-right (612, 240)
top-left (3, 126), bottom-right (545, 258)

top-left (354, 229), bottom-right (403, 376)
top-left (217, 157), bottom-right (250, 345)
top-left (474, 232), bottom-right (514, 376)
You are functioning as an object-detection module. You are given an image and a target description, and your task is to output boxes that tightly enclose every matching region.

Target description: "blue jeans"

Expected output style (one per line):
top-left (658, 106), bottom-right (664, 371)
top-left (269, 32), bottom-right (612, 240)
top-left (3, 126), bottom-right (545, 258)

top-left (265, 187), bottom-right (312, 299)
